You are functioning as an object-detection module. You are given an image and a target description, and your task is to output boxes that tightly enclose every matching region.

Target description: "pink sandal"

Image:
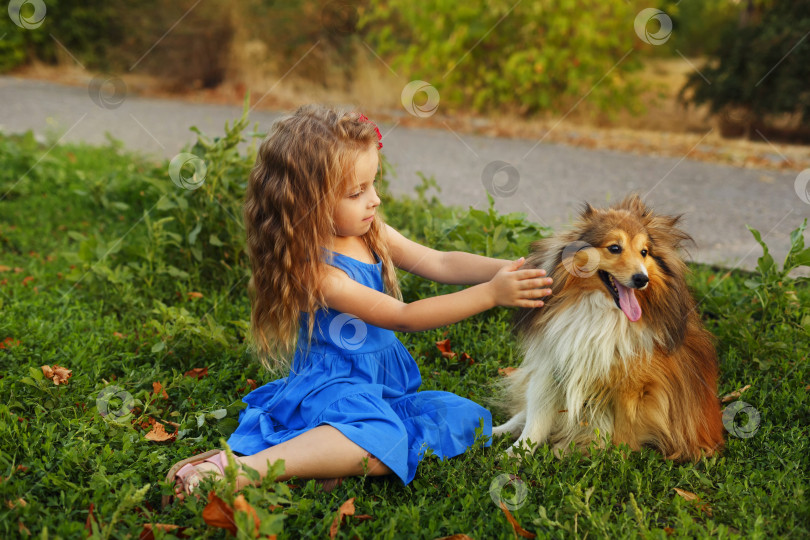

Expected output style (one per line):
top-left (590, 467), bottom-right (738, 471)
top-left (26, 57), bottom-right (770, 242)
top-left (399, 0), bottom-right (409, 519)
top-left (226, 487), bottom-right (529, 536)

top-left (162, 449), bottom-right (227, 508)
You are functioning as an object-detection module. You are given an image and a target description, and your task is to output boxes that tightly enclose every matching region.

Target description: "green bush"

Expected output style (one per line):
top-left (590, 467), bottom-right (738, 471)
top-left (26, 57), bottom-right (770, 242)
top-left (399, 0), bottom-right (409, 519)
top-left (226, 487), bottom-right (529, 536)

top-left (0, 25), bottom-right (27, 72)
top-left (656, 0), bottom-right (743, 57)
top-left (680, 0), bottom-right (810, 135)
top-left (361, 0), bottom-right (645, 115)
top-left (0, 0), bottom-right (235, 87)
top-left (0, 0), bottom-right (125, 71)
top-left (57, 97), bottom-right (261, 315)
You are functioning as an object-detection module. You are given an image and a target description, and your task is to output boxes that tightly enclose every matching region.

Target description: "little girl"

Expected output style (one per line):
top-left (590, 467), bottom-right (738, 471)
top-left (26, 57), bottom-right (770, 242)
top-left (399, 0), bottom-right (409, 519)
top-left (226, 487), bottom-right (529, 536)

top-left (165, 105), bottom-right (552, 502)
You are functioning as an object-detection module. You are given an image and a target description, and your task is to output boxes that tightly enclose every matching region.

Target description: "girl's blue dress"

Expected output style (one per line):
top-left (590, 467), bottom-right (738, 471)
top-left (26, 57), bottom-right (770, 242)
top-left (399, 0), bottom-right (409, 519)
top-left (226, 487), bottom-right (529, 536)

top-left (227, 250), bottom-right (492, 484)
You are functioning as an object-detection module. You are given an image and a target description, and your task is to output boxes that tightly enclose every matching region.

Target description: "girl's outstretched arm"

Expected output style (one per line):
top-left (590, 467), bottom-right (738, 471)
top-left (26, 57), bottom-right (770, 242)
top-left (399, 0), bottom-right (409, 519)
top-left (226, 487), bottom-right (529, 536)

top-left (320, 258), bottom-right (550, 333)
top-left (385, 224), bottom-right (514, 285)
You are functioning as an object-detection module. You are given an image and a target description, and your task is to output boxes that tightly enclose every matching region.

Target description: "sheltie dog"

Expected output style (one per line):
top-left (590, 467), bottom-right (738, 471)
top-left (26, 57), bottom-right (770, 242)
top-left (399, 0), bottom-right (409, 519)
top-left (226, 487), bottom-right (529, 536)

top-left (493, 195), bottom-right (724, 461)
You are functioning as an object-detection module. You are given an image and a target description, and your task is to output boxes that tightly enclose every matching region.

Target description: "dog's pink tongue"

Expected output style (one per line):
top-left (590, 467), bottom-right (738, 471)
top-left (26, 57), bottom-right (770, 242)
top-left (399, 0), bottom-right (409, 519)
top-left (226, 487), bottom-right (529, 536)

top-left (615, 281), bottom-right (642, 322)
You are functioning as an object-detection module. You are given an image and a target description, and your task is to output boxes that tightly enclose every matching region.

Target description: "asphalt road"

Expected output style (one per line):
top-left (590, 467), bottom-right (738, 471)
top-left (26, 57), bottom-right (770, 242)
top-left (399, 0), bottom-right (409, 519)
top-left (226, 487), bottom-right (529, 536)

top-left (2, 76), bottom-right (808, 272)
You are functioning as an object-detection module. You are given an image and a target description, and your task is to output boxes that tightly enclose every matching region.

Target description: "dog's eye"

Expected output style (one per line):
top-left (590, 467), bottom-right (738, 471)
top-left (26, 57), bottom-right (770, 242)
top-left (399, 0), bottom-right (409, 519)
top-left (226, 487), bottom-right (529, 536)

top-left (607, 244), bottom-right (622, 254)
top-left (641, 249), bottom-right (648, 257)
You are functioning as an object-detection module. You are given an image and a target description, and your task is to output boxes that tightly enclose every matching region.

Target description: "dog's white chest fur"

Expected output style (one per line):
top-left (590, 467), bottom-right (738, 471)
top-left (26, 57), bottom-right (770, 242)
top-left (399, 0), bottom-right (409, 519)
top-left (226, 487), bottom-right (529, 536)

top-left (526, 292), bottom-right (653, 415)
top-left (496, 292), bottom-right (655, 452)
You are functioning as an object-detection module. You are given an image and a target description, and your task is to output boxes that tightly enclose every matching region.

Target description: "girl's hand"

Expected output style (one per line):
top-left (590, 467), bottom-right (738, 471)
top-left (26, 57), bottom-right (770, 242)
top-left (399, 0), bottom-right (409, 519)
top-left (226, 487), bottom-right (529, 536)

top-left (487, 257), bottom-right (552, 308)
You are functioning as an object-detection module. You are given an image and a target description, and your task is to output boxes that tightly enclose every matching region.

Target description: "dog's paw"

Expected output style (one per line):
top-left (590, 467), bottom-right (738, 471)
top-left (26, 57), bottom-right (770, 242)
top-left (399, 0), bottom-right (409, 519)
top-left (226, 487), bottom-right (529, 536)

top-left (493, 445), bottom-right (518, 464)
top-left (500, 440), bottom-right (534, 461)
top-left (492, 424), bottom-right (513, 437)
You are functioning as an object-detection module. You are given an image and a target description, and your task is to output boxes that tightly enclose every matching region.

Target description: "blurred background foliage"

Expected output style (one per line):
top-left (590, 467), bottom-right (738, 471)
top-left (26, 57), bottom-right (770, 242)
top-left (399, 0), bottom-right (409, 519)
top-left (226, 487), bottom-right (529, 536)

top-left (0, 0), bottom-right (807, 138)
top-left (680, 0), bottom-right (810, 141)
top-left (360, 0), bottom-right (645, 116)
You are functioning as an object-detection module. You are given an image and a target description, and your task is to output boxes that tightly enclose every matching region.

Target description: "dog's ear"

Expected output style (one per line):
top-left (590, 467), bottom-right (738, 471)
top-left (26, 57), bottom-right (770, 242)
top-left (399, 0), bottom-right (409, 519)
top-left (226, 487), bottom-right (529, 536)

top-left (658, 214), bottom-right (682, 228)
top-left (581, 202), bottom-right (596, 219)
top-left (647, 213), bottom-right (692, 250)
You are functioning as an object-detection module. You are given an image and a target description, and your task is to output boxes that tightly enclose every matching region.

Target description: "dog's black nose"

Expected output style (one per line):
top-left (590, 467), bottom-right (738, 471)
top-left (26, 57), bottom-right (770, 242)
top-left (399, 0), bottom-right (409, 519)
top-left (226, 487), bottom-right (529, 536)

top-left (632, 273), bottom-right (649, 288)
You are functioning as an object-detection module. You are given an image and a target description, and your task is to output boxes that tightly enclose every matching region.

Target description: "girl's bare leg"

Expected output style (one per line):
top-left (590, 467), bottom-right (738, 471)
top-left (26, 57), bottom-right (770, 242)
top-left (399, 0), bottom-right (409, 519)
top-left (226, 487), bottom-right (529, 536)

top-left (176, 425), bottom-right (392, 497)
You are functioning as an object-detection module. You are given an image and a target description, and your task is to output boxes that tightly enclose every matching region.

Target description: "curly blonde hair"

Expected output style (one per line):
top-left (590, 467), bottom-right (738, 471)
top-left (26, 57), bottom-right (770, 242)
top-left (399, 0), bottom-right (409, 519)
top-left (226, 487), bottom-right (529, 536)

top-left (244, 104), bottom-right (401, 370)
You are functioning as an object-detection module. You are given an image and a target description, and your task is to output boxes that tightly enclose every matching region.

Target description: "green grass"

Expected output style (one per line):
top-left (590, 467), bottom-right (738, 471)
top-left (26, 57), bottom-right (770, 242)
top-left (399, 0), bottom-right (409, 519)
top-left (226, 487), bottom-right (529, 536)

top-left (0, 129), bottom-right (808, 539)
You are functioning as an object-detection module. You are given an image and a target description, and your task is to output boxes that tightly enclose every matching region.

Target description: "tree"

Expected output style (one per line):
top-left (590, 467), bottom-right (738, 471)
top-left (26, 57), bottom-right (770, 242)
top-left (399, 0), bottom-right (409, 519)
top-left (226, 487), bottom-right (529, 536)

top-left (680, 0), bottom-right (810, 139)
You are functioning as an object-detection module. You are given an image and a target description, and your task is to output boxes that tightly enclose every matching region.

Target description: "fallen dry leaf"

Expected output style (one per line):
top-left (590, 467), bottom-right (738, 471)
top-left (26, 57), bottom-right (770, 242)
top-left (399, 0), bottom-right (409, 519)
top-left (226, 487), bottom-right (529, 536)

top-left (673, 487), bottom-right (698, 501)
top-left (136, 417), bottom-right (156, 430)
top-left (185, 367), bottom-right (209, 379)
top-left (113, 332), bottom-right (126, 339)
top-left (721, 384), bottom-right (751, 403)
top-left (237, 378), bottom-right (259, 395)
top-left (673, 488), bottom-right (712, 516)
top-left (0, 337), bottom-right (21, 349)
top-left (233, 494), bottom-right (261, 536)
top-left (436, 536), bottom-right (474, 540)
top-left (41, 364), bottom-right (72, 385)
top-left (459, 352), bottom-right (474, 366)
top-left (144, 422), bottom-right (176, 442)
top-left (202, 491), bottom-right (237, 536)
top-left (152, 381), bottom-right (169, 400)
top-left (187, 292), bottom-right (203, 299)
top-left (330, 497), bottom-right (356, 539)
top-left (499, 502), bottom-right (536, 538)
top-left (498, 367), bottom-right (517, 377)
top-left (19, 519), bottom-right (30, 536)
top-left (0, 265), bottom-right (10, 272)
top-left (435, 339), bottom-right (456, 359)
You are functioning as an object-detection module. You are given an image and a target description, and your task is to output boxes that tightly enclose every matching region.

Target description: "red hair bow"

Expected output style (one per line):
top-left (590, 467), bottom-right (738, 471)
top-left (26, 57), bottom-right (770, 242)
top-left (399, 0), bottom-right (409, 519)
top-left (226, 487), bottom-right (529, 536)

top-left (358, 113), bottom-right (383, 150)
